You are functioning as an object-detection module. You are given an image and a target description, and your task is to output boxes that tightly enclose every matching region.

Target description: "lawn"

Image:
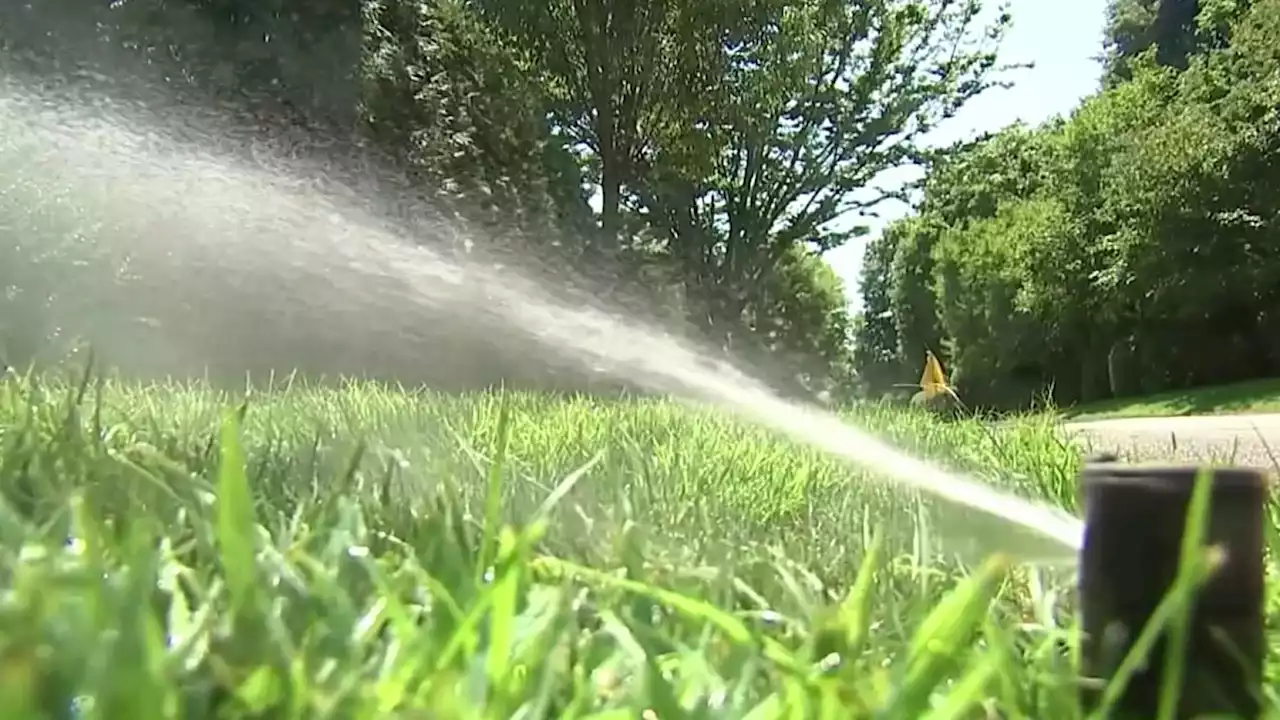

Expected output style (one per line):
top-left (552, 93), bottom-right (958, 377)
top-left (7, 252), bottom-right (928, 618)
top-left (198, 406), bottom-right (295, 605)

top-left (0, 371), bottom-right (1276, 718)
top-left (1064, 377), bottom-right (1280, 421)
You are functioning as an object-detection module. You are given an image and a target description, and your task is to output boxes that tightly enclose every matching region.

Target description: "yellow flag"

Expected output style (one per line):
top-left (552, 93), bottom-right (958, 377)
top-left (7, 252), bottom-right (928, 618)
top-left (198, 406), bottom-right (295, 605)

top-left (919, 350), bottom-right (948, 400)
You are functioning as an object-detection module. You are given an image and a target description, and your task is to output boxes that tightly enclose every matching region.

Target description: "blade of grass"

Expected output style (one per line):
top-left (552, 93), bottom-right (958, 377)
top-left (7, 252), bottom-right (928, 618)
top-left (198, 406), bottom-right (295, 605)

top-left (477, 393), bottom-right (512, 587)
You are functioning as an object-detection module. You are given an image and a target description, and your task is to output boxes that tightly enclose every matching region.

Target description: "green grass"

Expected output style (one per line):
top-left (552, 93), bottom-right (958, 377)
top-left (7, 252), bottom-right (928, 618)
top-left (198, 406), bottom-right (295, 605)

top-left (0, 371), bottom-right (1275, 718)
top-left (1064, 377), bottom-right (1280, 421)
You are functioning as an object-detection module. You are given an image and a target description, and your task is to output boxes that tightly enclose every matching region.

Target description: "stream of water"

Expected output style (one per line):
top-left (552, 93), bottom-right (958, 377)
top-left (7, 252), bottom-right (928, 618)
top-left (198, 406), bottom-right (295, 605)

top-left (0, 77), bottom-right (1085, 562)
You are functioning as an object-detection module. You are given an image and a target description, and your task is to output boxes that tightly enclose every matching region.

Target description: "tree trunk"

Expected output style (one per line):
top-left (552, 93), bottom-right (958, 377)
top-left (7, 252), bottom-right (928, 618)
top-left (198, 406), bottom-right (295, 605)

top-left (600, 155), bottom-right (621, 247)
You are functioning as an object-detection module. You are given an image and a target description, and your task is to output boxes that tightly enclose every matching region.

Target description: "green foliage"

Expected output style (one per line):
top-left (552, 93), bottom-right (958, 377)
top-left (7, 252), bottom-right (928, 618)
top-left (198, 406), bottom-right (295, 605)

top-left (850, 230), bottom-right (903, 397)
top-left (888, 218), bottom-right (944, 375)
top-left (745, 244), bottom-right (858, 398)
top-left (632, 0), bottom-right (1009, 364)
top-left (931, 196), bottom-right (1069, 408)
top-left (2, 0), bottom-right (1017, 396)
top-left (854, 0), bottom-right (1280, 411)
top-left (358, 0), bottom-right (594, 252)
top-left (1100, 0), bottom-right (1232, 86)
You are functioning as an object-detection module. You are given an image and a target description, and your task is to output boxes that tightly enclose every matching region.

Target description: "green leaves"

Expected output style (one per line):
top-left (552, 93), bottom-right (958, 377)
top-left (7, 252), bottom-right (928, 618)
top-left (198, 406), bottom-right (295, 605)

top-left (888, 554), bottom-right (1010, 717)
top-left (856, 0), bottom-right (1280, 411)
top-left (216, 412), bottom-right (259, 622)
top-left (464, 0), bottom-right (1009, 388)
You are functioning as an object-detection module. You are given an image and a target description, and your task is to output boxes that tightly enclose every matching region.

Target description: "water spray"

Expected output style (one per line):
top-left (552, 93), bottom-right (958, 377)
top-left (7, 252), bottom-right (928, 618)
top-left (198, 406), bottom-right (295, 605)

top-left (1077, 456), bottom-right (1266, 718)
top-left (3, 76), bottom-right (1275, 714)
top-left (0, 76), bottom-right (1091, 560)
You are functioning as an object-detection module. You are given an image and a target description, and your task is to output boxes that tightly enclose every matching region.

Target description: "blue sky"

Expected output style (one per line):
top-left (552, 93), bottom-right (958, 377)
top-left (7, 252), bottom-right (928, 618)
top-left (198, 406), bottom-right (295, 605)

top-left (826, 0), bottom-right (1110, 308)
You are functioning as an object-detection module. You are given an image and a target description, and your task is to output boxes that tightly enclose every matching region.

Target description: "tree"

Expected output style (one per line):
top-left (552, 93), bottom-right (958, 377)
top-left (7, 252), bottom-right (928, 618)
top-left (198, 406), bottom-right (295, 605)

top-left (930, 195), bottom-right (1071, 408)
top-left (1101, 0), bottom-right (1280, 389)
top-left (1, 0), bottom-right (363, 128)
top-left (642, 0), bottom-right (1011, 350)
top-left (857, 0), bottom-right (1280, 411)
top-left (359, 0), bottom-right (603, 260)
top-left (887, 218), bottom-right (943, 370)
top-left (850, 229), bottom-right (903, 396)
top-left (0, 0), bottom-right (1026, 398)
top-left (746, 246), bottom-right (857, 396)
top-left (1100, 0), bottom-right (1252, 86)
top-left (467, 0), bottom-right (715, 253)
top-left (853, 123), bottom-right (1061, 399)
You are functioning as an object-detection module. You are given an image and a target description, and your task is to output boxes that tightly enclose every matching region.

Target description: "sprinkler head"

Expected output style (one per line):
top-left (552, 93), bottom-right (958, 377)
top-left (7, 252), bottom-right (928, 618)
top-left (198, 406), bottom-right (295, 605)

top-left (1078, 460), bottom-right (1267, 719)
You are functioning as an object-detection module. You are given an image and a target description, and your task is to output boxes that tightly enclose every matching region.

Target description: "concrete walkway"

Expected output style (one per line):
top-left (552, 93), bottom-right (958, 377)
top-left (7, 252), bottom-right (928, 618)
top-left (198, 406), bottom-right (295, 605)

top-left (1064, 413), bottom-right (1280, 466)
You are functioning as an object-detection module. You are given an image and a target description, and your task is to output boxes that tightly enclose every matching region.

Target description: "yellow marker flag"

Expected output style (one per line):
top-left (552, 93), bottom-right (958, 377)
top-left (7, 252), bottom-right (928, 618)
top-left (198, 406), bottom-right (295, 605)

top-left (919, 350), bottom-right (948, 400)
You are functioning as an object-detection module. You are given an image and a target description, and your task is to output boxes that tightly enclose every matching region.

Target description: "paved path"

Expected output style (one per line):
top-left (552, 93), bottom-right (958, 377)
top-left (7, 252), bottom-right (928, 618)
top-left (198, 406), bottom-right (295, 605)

top-left (1064, 413), bottom-right (1280, 466)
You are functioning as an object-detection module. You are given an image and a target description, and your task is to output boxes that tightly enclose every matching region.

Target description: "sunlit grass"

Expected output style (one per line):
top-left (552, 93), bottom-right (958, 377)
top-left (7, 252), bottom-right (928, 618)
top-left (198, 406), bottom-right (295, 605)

top-left (1064, 377), bottom-right (1280, 421)
top-left (0, 371), bottom-right (1275, 717)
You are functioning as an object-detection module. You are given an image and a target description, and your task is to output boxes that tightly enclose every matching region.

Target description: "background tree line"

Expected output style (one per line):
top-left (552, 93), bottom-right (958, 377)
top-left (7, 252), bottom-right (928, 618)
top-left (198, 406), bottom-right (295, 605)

top-left (0, 0), bottom-right (1012, 398)
top-left (852, 0), bottom-right (1280, 411)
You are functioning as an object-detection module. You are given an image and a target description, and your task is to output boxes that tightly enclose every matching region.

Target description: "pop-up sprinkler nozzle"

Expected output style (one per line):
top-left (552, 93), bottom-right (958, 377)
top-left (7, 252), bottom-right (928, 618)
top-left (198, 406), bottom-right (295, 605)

top-left (1078, 459), bottom-right (1267, 719)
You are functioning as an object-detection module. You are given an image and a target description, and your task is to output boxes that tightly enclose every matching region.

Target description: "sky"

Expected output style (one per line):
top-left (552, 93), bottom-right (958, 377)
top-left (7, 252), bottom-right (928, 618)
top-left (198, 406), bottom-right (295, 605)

top-left (825, 0), bottom-right (1111, 309)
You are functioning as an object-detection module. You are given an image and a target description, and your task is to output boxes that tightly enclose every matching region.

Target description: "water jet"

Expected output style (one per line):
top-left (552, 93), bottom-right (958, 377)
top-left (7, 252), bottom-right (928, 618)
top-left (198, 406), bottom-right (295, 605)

top-left (1077, 458), bottom-right (1267, 718)
top-left (0, 76), bottom-right (1090, 561)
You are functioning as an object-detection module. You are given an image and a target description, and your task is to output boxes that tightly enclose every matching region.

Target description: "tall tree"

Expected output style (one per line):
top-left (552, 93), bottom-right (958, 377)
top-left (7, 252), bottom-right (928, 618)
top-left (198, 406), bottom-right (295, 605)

top-left (359, 0), bottom-right (596, 254)
top-left (1, 0), bottom-right (362, 127)
top-left (467, 0), bottom-right (718, 253)
top-left (851, 229), bottom-right (903, 395)
top-left (857, 0), bottom-right (1280, 409)
top-left (1100, 0), bottom-right (1250, 86)
top-left (744, 246), bottom-right (857, 395)
top-left (641, 0), bottom-right (1011, 354)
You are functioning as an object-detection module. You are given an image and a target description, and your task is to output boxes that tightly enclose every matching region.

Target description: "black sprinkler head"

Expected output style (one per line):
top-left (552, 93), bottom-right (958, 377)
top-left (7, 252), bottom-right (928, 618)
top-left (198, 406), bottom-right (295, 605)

top-left (1078, 460), bottom-right (1268, 719)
